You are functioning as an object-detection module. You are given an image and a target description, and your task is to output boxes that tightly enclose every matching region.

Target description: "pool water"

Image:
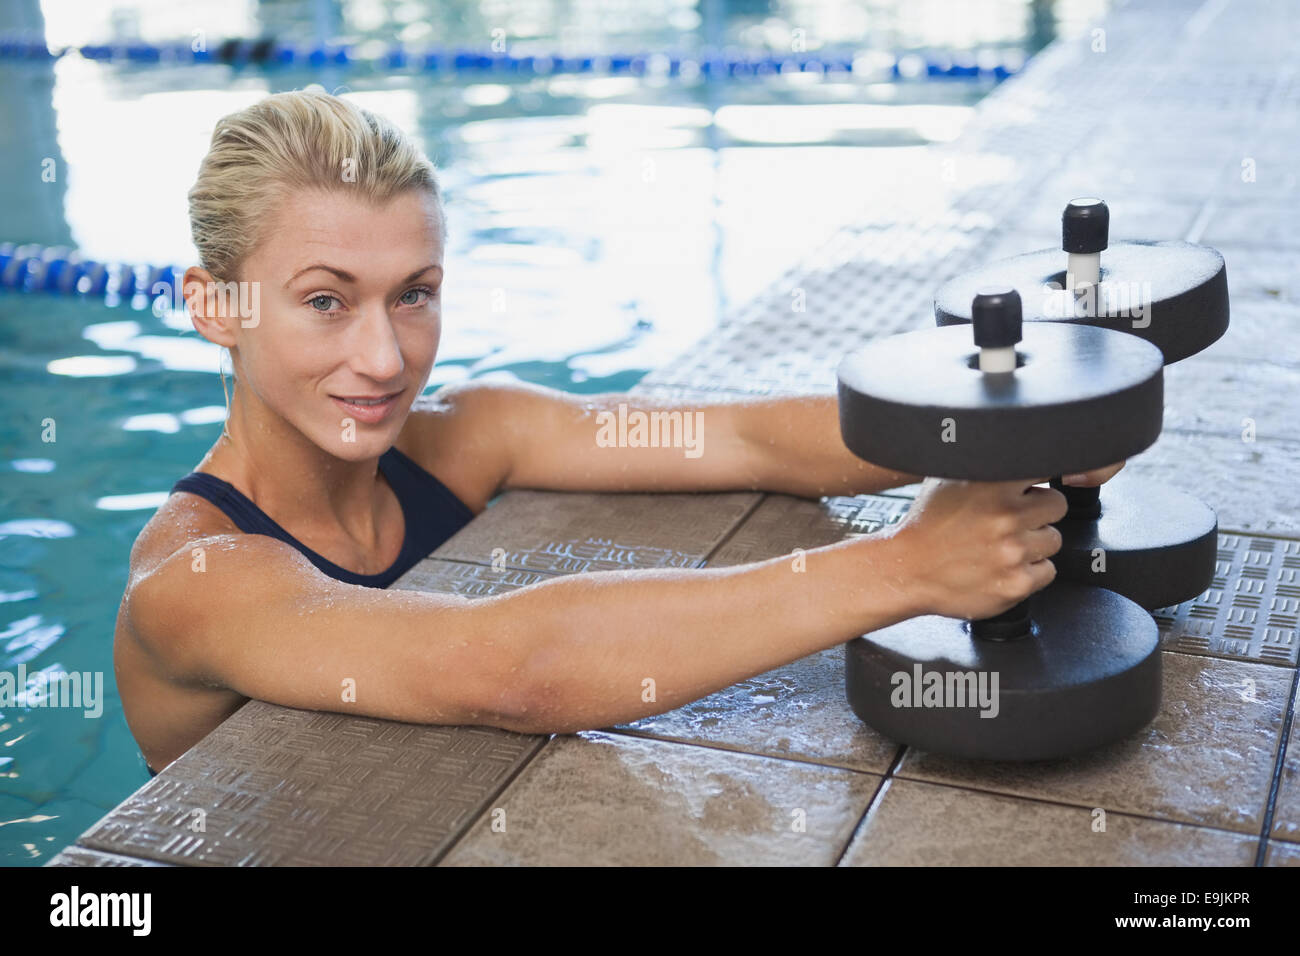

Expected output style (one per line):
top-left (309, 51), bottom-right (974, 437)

top-left (0, 0), bottom-right (1097, 864)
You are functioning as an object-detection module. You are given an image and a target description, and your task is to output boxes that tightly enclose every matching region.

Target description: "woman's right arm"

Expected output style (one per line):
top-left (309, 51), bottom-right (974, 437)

top-left (127, 476), bottom-right (1066, 735)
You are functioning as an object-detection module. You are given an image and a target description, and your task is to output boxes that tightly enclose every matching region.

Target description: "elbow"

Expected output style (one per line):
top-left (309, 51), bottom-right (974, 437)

top-left (454, 643), bottom-right (553, 736)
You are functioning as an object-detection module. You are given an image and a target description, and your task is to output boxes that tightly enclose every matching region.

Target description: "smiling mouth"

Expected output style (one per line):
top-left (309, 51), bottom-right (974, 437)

top-left (331, 390), bottom-right (402, 406)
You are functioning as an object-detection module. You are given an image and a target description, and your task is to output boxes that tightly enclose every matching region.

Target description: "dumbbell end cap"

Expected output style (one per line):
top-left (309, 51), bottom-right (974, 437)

top-left (1062, 197), bottom-right (1109, 253)
top-left (971, 285), bottom-right (1022, 348)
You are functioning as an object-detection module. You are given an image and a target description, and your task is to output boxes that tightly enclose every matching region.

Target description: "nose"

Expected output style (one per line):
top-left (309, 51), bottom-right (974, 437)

top-left (347, 300), bottom-right (406, 383)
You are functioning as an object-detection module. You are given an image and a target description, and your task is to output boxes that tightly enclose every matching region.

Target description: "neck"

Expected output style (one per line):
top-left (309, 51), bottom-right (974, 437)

top-left (204, 382), bottom-right (392, 550)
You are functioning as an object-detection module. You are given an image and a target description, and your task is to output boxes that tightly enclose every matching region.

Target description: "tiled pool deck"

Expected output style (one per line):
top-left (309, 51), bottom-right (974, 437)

top-left (52, 0), bottom-right (1300, 866)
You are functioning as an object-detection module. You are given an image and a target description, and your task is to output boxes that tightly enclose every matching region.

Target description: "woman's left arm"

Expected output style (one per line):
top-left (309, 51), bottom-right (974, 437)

top-left (471, 382), bottom-right (917, 496)
top-left (448, 381), bottom-right (1125, 498)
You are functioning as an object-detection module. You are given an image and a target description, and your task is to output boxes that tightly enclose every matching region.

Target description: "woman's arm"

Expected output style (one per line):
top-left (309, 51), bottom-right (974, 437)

top-left (437, 381), bottom-right (1123, 501)
top-left (127, 476), bottom-right (1062, 737)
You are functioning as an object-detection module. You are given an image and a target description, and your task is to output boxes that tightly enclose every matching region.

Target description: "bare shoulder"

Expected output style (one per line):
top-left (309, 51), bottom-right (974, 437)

top-left (114, 489), bottom-right (253, 771)
top-left (392, 381), bottom-right (516, 514)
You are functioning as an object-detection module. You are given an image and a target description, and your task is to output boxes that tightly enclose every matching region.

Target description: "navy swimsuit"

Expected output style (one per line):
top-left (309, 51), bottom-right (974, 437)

top-left (144, 445), bottom-right (475, 777)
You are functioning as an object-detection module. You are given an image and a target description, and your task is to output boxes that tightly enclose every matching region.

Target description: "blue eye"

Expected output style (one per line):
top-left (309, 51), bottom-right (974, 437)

top-left (399, 286), bottom-right (438, 307)
top-left (309, 294), bottom-right (341, 312)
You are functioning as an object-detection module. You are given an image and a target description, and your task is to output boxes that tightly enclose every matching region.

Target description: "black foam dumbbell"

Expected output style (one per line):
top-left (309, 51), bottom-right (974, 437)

top-left (836, 288), bottom-right (1167, 760)
top-left (931, 199), bottom-right (1230, 610)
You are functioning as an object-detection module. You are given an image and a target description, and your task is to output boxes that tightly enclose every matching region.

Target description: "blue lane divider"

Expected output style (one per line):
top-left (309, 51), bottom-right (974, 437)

top-left (0, 243), bottom-right (182, 305)
top-left (0, 33), bottom-right (1023, 80)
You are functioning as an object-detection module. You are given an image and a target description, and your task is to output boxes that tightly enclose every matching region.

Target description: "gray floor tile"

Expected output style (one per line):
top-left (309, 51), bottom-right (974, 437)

top-left (1163, 359), bottom-right (1300, 443)
top-left (841, 777), bottom-right (1258, 866)
top-left (896, 652), bottom-right (1291, 835)
top-left (705, 493), bottom-right (912, 567)
top-left (440, 730), bottom-right (880, 865)
top-left (46, 846), bottom-right (173, 867)
top-left (1152, 531), bottom-right (1300, 668)
top-left (1125, 432), bottom-right (1300, 536)
top-left (612, 645), bottom-right (900, 774)
top-left (1265, 841), bottom-right (1300, 866)
top-left (430, 487), bottom-right (760, 573)
top-left (77, 700), bottom-right (546, 866)
top-left (1269, 675), bottom-right (1300, 843)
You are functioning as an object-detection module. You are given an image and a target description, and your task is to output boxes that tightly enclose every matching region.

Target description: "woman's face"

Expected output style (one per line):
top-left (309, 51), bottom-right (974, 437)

top-left (228, 186), bottom-right (445, 460)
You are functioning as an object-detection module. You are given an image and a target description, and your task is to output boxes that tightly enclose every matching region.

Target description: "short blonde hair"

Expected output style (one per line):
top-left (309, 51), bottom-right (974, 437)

top-left (187, 87), bottom-right (444, 282)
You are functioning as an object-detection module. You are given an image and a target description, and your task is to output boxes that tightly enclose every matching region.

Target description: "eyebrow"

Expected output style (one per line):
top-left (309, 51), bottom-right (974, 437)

top-left (284, 263), bottom-right (443, 289)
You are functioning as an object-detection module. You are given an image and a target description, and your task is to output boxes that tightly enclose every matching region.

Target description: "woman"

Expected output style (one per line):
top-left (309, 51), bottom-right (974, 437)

top-left (115, 89), bottom-right (1119, 776)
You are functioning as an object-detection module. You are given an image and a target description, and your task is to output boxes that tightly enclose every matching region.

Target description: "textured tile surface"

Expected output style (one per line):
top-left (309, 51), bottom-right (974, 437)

top-left (1125, 432), bottom-right (1300, 536)
top-left (45, 846), bottom-right (172, 867)
top-left (840, 778), bottom-right (1258, 866)
top-left (1270, 677), bottom-right (1300, 843)
top-left (1201, 299), bottom-right (1300, 365)
top-left (429, 488), bottom-right (760, 574)
top-left (614, 645), bottom-right (900, 774)
top-left (392, 555), bottom-right (556, 596)
top-left (704, 493), bottom-right (912, 568)
top-left (1215, 248), bottom-right (1300, 306)
top-left (1153, 532), bottom-right (1300, 667)
top-left (78, 701), bottom-right (546, 866)
top-left (1265, 841), bottom-right (1300, 866)
top-left (896, 653), bottom-right (1291, 835)
top-left (440, 731), bottom-right (880, 866)
top-left (1163, 359), bottom-right (1300, 443)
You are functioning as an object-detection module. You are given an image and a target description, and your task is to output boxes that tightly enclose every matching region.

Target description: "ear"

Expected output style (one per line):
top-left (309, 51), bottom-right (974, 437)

top-left (183, 267), bottom-right (238, 347)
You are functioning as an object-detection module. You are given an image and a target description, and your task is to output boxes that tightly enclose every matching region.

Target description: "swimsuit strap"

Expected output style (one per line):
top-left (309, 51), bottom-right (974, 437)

top-left (169, 446), bottom-right (474, 589)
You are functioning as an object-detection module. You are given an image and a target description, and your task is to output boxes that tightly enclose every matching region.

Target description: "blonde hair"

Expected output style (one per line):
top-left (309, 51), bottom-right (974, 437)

top-left (186, 87), bottom-right (445, 438)
top-left (189, 86), bottom-right (444, 282)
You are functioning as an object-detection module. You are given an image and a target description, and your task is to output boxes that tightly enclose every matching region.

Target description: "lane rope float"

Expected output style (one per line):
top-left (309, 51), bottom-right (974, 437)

top-left (0, 34), bottom-right (1025, 80)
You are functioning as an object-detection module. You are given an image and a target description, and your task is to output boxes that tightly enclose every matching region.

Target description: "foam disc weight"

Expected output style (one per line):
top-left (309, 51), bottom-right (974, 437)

top-left (844, 582), bottom-right (1162, 760)
top-left (934, 240), bottom-right (1228, 364)
top-left (837, 322), bottom-right (1163, 480)
top-left (1052, 471), bottom-right (1218, 610)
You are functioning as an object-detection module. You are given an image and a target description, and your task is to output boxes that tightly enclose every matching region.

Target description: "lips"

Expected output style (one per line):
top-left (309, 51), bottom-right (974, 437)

top-left (330, 389), bottom-right (403, 424)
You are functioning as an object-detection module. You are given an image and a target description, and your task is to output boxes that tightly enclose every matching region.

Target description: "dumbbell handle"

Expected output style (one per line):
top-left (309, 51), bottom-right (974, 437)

top-left (1050, 476), bottom-right (1102, 519)
top-left (969, 479), bottom-right (1099, 642)
top-left (1067, 252), bottom-right (1101, 289)
top-left (970, 600), bottom-right (1034, 641)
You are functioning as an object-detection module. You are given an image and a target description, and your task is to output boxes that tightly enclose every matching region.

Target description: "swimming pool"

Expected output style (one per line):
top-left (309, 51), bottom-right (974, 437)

top-left (0, 0), bottom-right (1098, 865)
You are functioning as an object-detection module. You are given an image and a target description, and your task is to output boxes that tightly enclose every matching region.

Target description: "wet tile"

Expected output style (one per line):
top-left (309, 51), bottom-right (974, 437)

top-left (431, 487), bottom-right (760, 574)
top-left (1270, 680), bottom-right (1300, 844)
top-left (1265, 841), bottom-right (1300, 866)
top-left (638, 224), bottom-right (999, 395)
top-left (1200, 299), bottom-right (1300, 366)
top-left (1010, 193), bottom-right (1205, 244)
top-left (1125, 432), bottom-right (1300, 536)
top-left (1163, 359), bottom-right (1300, 442)
top-left (440, 731), bottom-right (880, 866)
top-left (841, 777), bottom-right (1258, 866)
top-left (1152, 531), bottom-right (1300, 668)
top-left (896, 653), bottom-right (1291, 835)
top-left (1215, 247), bottom-right (1300, 305)
top-left (78, 700), bottom-right (546, 866)
top-left (614, 645), bottom-right (900, 774)
top-left (392, 555), bottom-right (556, 595)
top-left (47, 846), bottom-right (171, 867)
top-left (1202, 200), bottom-right (1300, 249)
top-left (705, 493), bottom-right (912, 568)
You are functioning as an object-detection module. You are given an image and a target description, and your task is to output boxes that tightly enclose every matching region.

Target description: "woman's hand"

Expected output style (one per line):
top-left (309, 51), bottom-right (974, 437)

top-left (1059, 460), bottom-right (1125, 486)
top-left (881, 477), bottom-right (1068, 622)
